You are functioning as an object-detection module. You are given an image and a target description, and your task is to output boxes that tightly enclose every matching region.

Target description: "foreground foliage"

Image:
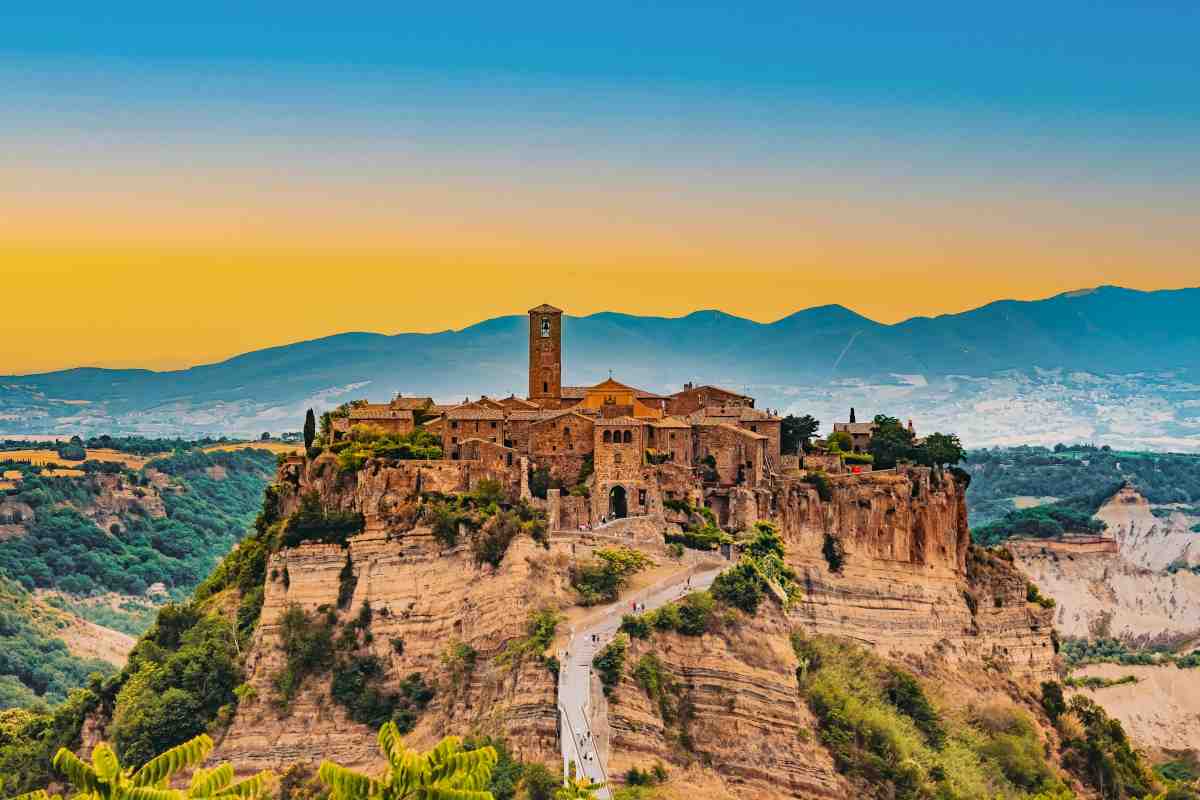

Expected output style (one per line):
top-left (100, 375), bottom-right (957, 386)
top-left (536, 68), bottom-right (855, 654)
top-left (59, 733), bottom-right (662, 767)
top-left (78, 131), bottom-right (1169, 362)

top-left (50, 732), bottom-right (271, 800)
top-left (319, 721), bottom-right (497, 800)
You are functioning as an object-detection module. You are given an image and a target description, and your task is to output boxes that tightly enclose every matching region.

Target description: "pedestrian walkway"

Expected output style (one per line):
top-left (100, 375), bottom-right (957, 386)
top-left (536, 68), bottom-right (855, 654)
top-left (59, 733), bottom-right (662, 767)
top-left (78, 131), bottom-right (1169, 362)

top-left (557, 563), bottom-right (725, 797)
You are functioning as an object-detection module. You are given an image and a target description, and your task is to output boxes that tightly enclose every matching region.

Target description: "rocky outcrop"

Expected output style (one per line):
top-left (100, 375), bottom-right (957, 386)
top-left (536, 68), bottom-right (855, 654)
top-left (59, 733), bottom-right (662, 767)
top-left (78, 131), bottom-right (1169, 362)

top-left (211, 459), bottom-right (1056, 789)
top-left (1009, 485), bottom-right (1200, 646)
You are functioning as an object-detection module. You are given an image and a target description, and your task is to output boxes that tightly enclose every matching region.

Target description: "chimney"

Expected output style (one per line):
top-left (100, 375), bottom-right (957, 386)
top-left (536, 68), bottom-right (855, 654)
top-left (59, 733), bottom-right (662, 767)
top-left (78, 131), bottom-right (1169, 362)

top-left (849, 407), bottom-right (856, 423)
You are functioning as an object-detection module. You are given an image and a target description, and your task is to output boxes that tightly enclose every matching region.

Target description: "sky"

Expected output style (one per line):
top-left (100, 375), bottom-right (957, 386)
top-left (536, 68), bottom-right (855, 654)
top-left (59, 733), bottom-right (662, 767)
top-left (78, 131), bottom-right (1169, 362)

top-left (2, 2), bottom-right (1198, 373)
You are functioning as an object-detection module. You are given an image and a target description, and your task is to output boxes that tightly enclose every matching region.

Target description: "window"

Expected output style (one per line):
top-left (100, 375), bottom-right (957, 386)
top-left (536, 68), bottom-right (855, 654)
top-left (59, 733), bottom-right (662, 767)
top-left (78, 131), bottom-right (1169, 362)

top-left (540, 316), bottom-right (551, 337)
top-left (451, 420), bottom-right (458, 429)
top-left (750, 424), bottom-right (757, 432)
top-left (564, 426), bottom-right (570, 436)
top-left (622, 430), bottom-right (633, 444)
top-left (543, 381), bottom-right (549, 393)
top-left (603, 430), bottom-right (612, 443)
top-left (451, 437), bottom-right (458, 444)
top-left (638, 489), bottom-right (646, 506)
top-left (614, 451), bottom-right (622, 464)
top-left (490, 420), bottom-right (497, 428)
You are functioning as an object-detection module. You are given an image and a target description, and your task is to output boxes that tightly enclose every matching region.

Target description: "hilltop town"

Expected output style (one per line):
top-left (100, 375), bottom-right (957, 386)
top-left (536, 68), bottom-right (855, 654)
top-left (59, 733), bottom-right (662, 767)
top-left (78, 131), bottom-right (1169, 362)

top-left (321, 304), bottom-right (919, 533)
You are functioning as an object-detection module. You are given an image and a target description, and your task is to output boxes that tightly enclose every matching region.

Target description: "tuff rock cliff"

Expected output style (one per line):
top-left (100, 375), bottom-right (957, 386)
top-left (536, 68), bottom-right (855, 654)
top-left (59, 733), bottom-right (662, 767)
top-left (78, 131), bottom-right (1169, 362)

top-left (205, 456), bottom-right (1056, 798)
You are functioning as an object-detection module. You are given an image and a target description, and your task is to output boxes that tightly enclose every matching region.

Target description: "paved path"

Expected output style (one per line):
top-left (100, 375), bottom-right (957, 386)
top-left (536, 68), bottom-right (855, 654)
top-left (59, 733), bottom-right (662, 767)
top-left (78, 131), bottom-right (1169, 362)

top-left (558, 564), bottom-right (726, 797)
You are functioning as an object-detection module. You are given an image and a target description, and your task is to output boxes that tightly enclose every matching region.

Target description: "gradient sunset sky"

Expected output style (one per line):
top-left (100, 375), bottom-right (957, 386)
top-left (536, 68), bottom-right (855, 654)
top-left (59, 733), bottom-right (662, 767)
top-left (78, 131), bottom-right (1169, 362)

top-left (2, 3), bottom-right (1198, 373)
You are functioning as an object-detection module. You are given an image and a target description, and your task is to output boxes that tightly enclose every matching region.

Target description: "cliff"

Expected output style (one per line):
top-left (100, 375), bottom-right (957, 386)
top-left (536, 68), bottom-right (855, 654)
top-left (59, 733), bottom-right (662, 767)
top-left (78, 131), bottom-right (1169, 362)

top-left (206, 457), bottom-right (1056, 797)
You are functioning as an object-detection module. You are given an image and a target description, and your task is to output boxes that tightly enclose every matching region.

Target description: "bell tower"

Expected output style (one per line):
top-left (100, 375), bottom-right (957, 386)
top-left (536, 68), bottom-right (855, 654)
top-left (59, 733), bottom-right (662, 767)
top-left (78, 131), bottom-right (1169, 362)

top-left (528, 304), bottom-right (563, 404)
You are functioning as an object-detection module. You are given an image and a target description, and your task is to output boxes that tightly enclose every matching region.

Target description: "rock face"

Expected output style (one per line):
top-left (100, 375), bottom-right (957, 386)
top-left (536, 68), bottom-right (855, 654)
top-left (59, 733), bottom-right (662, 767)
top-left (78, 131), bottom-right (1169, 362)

top-left (1067, 663), bottom-right (1200, 756)
top-left (210, 458), bottom-right (1056, 795)
top-left (1009, 485), bottom-right (1200, 646)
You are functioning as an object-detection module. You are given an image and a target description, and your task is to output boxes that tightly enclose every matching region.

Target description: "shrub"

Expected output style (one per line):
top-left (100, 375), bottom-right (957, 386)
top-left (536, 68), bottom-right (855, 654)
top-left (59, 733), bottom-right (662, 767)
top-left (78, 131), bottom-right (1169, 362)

top-left (281, 492), bottom-right (364, 548)
top-left (331, 655), bottom-right (432, 730)
top-left (570, 547), bottom-right (653, 606)
top-left (795, 634), bottom-right (1072, 800)
top-left (335, 427), bottom-right (442, 473)
top-left (592, 634), bottom-right (628, 696)
top-left (621, 592), bottom-right (715, 638)
top-left (442, 640), bottom-right (478, 690)
top-left (805, 471), bottom-right (832, 501)
top-left (711, 562), bottom-right (764, 614)
top-left (497, 608), bottom-right (563, 666)
top-left (272, 605), bottom-right (335, 708)
top-left (822, 533), bottom-right (845, 573)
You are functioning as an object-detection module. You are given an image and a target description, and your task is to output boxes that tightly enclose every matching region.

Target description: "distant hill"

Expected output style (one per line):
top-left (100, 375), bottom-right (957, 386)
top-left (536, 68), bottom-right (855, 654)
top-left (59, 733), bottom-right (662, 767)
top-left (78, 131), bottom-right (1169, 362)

top-left (2, 285), bottom-right (1199, 447)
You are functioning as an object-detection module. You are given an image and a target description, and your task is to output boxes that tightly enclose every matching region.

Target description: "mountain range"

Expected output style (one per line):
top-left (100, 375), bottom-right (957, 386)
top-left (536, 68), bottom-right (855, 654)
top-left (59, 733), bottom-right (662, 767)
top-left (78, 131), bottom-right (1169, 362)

top-left (3, 285), bottom-right (1199, 449)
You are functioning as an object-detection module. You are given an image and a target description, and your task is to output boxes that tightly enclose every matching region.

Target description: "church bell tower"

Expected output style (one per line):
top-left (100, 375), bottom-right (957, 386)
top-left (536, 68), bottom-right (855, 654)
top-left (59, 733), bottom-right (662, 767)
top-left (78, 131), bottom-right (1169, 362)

top-left (528, 304), bottom-right (563, 404)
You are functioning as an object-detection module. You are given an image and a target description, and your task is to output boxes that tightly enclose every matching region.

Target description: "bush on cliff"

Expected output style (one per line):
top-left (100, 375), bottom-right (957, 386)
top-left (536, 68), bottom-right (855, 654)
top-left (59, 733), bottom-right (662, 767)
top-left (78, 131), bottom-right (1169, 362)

top-left (570, 547), bottom-right (653, 606)
top-left (710, 562), bottom-right (764, 614)
top-left (280, 492), bottom-right (365, 548)
top-left (794, 634), bottom-right (1075, 800)
top-left (592, 634), bottom-right (628, 697)
top-left (333, 425), bottom-right (442, 473)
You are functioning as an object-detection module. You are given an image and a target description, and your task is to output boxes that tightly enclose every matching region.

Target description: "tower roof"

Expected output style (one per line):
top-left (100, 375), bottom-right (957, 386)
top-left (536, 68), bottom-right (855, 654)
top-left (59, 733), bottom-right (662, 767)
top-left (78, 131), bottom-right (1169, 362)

top-left (528, 303), bottom-right (563, 314)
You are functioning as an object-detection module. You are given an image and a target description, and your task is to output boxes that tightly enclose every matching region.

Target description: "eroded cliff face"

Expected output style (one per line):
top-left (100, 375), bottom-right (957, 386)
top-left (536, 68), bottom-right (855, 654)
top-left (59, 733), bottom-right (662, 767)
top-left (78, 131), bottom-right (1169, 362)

top-left (1009, 486), bottom-right (1200, 645)
top-left (210, 458), bottom-right (1056, 794)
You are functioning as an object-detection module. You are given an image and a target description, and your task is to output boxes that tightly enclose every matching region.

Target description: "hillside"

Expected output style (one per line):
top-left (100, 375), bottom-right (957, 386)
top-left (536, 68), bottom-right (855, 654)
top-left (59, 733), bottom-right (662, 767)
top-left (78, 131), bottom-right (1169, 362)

top-left (3, 286), bottom-right (1200, 451)
top-left (9, 443), bottom-right (1184, 799)
top-left (0, 441), bottom-right (275, 707)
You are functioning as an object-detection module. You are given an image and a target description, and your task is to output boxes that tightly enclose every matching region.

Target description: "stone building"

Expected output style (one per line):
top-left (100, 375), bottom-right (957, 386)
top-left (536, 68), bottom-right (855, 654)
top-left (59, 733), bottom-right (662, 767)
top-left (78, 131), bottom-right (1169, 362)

top-left (667, 383), bottom-right (754, 416)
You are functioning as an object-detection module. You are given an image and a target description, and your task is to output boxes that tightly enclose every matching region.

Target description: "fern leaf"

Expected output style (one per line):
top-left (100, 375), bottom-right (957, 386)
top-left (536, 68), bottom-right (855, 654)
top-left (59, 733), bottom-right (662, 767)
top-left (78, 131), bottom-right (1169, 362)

top-left (132, 735), bottom-right (214, 787)
top-left (126, 787), bottom-right (186, 800)
top-left (211, 772), bottom-right (271, 800)
top-left (317, 762), bottom-right (377, 800)
top-left (52, 748), bottom-right (101, 796)
top-left (90, 744), bottom-right (122, 783)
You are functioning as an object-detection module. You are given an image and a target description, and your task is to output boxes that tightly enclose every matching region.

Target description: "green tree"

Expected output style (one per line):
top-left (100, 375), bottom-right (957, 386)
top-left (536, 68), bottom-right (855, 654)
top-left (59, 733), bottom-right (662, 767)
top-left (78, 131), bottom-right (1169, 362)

top-left (826, 431), bottom-right (853, 453)
top-left (303, 409), bottom-right (317, 452)
top-left (781, 414), bottom-right (820, 455)
top-left (319, 722), bottom-right (498, 800)
top-left (919, 432), bottom-right (965, 468)
top-left (868, 415), bottom-right (917, 469)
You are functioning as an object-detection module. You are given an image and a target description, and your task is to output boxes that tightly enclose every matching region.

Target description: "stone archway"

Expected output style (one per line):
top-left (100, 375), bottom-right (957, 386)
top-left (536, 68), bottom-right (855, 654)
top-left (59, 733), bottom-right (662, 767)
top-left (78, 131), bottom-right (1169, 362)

top-left (608, 485), bottom-right (628, 519)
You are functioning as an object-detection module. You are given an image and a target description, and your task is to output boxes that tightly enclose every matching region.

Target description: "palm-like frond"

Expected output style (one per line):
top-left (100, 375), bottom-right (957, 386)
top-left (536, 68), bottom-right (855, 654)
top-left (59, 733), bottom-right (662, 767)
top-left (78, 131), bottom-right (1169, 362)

top-left (189, 766), bottom-right (235, 798)
top-left (125, 787), bottom-right (184, 800)
top-left (209, 773), bottom-right (271, 800)
top-left (52, 748), bottom-right (101, 796)
top-left (13, 791), bottom-right (63, 800)
top-left (132, 735), bottom-right (214, 788)
top-left (318, 762), bottom-right (379, 800)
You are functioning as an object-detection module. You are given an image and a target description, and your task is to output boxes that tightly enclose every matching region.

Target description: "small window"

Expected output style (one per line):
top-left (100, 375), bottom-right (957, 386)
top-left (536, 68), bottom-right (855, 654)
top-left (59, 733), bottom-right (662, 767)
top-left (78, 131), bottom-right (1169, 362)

top-left (543, 381), bottom-right (549, 393)
top-left (638, 489), bottom-right (646, 506)
top-left (451, 436), bottom-right (458, 444)
top-left (750, 424), bottom-right (757, 432)
top-left (451, 420), bottom-right (458, 429)
top-left (490, 420), bottom-right (497, 428)
top-left (603, 430), bottom-right (612, 443)
top-left (614, 451), bottom-right (623, 464)
top-left (623, 430), bottom-right (632, 444)
top-left (564, 426), bottom-right (570, 436)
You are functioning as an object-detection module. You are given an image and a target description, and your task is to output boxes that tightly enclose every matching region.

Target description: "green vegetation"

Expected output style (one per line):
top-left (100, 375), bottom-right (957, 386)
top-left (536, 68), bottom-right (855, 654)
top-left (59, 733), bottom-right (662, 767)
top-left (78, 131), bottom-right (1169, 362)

top-left (592, 634), bottom-right (628, 697)
top-left (421, 484), bottom-right (547, 565)
top-left (319, 722), bottom-right (498, 800)
top-left (1026, 582), bottom-right (1056, 610)
top-left (708, 522), bottom-right (801, 615)
top-left (822, 532), bottom-right (845, 572)
top-left (662, 501), bottom-right (730, 551)
top-left (1062, 674), bottom-right (1137, 690)
top-left (964, 445), bottom-right (1200, 527)
top-left (0, 577), bottom-right (113, 707)
top-left (272, 605), bottom-right (336, 708)
top-left (330, 425), bottom-right (442, 473)
top-left (497, 608), bottom-right (563, 669)
top-left (331, 659), bottom-right (432, 733)
top-left (49, 732), bottom-right (271, 800)
top-left (280, 492), bottom-right (365, 548)
top-left (971, 501), bottom-right (1108, 547)
top-left (0, 448), bottom-right (272, 601)
top-left (570, 547), bottom-right (653, 606)
top-left (710, 562), bottom-right (764, 614)
top-left (781, 414), bottom-right (820, 455)
top-left (621, 592), bottom-right (716, 639)
top-left (794, 634), bottom-right (1074, 800)
top-left (867, 416), bottom-right (964, 471)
